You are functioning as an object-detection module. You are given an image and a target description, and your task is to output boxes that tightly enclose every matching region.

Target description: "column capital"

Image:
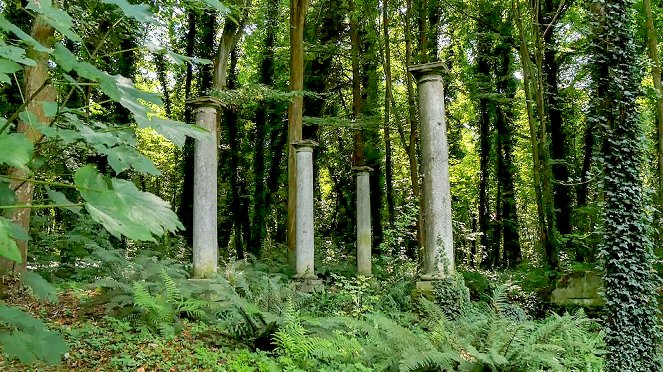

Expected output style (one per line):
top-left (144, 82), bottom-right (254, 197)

top-left (292, 139), bottom-right (319, 152)
top-left (352, 166), bottom-right (373, 173)
top-left (187, 96), bottom-right (226, 110)
top-left (408, 62), bottom-right (448, 83)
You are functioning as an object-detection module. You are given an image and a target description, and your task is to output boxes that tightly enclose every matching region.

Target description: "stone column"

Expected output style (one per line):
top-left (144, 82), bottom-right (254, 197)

top-left (189, 96), bottom-right (223, 279)
top-left (408, 62), bottom-right (454, 281)
top-left (353, 166), bottom-right (373, 277)
top-left (292, 140), bottom-right (318, 279)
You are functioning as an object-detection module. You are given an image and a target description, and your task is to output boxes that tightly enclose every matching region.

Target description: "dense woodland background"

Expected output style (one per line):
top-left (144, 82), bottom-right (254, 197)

top-left (0, 0), bottom-right (662, 370)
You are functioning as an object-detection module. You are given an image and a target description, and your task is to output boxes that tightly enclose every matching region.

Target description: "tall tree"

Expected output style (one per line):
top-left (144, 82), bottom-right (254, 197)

top-left (250, 0), bottom-right (280, 257)
top-left (591, 0), bottom-right (661, 369)
top-left (287, 0), bottom-right (311, 259)
top-left (1, 16), bottom-right (55, 272)
top-left (381, 0), bottom-right (395, 226)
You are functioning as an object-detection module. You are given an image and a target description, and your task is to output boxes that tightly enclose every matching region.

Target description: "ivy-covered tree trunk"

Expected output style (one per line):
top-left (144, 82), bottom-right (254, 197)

top-left (591, 0), bottom-right (661, 369)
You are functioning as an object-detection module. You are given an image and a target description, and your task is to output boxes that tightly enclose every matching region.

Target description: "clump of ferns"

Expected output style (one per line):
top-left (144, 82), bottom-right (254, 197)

top-left (128, 269), bottom-right (211, 337)
top-left (272, 300), bottom-right (363, 369)
top-left (423, 284), bottom-right (605, 371)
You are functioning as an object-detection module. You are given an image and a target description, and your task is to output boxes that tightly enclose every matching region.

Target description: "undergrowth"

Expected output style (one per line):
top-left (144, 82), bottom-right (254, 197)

top-left (1, 250), bottom-right (606, 371)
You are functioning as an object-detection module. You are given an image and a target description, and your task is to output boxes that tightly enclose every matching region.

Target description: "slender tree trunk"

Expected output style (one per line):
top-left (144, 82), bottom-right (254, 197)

top-left (495, 46), bottom-right (522, 268)
top-left (476, 18), bottom-right (494, 267)
top-left (643, 0), bottom-right (663, 241)
top-left (2, 17), bottom-right (55, 272)
top-left (250, 0), bottom-right (279, 256)
top-left (382, 0), bottom-right (395, 226)
top-left (154, 53), bottom-right (172, 118)
top-left (405, 0), bottom-right (422, 251)
top-left (514, 0), bottom-right (548, 261)
top-left (287, 0), bottom-right (311, 259)
top-left (541, 0), bottom-right (572, 239)
top-left (179, 11), bottom-right (197, 245)
top-left (350, 0), bottom-right (364, 166)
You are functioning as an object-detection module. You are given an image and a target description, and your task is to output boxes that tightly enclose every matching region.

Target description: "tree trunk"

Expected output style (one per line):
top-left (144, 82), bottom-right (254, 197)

top-left (2, 16), bottom-right (55, 272)
top-left (643, 0), bottom-right (663, 242)
top-left (287, 0), bottom-right (311, 259)
top-left (405, 0), bottom-right (422, 251)
top-left (350, 0), bottom-right (364, 166)
top-left (495, 46), bottom-right (521, 268)
top-left (541, 0), bottom-right (572, 239)
top-left (250, 0), bottom-right (279, 257)
top-left (179, 11), bottom-right (198, 245)
top-left (382, 0), bottom-right (395, 226)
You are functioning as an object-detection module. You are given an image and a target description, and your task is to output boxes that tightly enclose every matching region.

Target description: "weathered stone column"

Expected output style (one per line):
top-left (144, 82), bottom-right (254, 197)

top-left (292, 140), bottom-right (318, 279)
top-left (353, 166), bottom-right (373, 276)
top-left (409, 62), bottom-right (454, 282)
top-left (189, 96), bottom-right (223, 279)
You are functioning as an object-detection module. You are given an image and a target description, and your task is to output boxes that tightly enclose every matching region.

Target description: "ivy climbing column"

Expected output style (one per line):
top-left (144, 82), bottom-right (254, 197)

top-left (409, 62), bottom-right (454, 286)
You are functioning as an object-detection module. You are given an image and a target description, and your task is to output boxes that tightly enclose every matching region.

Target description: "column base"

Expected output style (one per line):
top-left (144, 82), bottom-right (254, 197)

top-left (289, 278), bottom-right (324, 293)
top-left (416, 273), bottom-right (448, 291)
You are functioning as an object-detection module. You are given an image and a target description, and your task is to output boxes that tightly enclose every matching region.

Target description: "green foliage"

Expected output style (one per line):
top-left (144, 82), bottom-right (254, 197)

top-left (589, 0), bottom-right (662, 369)
top-left (0, 305), bottom-right (68, 365)
top-left (74, 165), bottom-right (182, 241)
top-left (431, 274), bottom-right (470, 319)
top-left (130, 269), bottom-right (210, 337)
top-left (0, 133), bottom-right (33, 171)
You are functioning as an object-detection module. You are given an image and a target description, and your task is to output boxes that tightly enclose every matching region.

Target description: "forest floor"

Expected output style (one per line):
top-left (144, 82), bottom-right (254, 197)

top-left (0, 277), bottom-right (273, 372)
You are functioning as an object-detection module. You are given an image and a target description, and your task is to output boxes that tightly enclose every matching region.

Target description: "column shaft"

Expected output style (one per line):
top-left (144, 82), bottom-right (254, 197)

top-left (416, 72), bottom-right (454, 276)
top-left (355, 168), bottom-right (372, 276)
top-left (295, 145), bottom-right (315, 278)
top-left (192, 106), bottom-right (218, 278)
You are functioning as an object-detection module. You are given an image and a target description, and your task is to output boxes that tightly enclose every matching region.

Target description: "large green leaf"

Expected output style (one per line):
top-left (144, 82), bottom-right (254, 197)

top-left (102, 0), bottom-right (156, 24)
top-left (46, 186), bottom-right (82, 215)
top-left (0, 305), bottom-right (68, 365)
top-left (74, 166), bottom-right (182, 241)
top-left (0, 41), bottom-right (37, 66)
top-left (0, 181), bottom-right (15, 206)
top-left (0, 217), bottom-right (21, 263)
top-left (141, 118), bottom-right (210, 148)
top-left (0, 59), bottom-right (21, 83)
top-left (0, 133), bottom-right (34, 171)
top-left (21, 271), bottom-right (58, 303)
top-left (0, 16), bottom-right (51, 52)
top-left (26, 0), bottom-right (81, 42)
top-left (103, 145), bottom-right (161, 175)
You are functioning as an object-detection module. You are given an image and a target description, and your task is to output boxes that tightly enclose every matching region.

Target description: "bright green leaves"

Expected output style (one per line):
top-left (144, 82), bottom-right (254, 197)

top-left (26, 0), bottom-right (81, 42)
top-left (0, 305), bottom-right (68, 365)
top-left (102, 0), bottom-right (157, 24)
top-left (145, 118), bottom-right (209, 147)
top-left (0, 16), bottom-right (50, 53)
top-left (0, 133), bottom-right (34, 171)
top-left (0, 40), bottom-right (36, 83)
top-left (46, 186), bottom-right (82, 215)
top-left (74, 166), bottom-right (182, 241)
top-left (0, 217), bottom-right (22, 262)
